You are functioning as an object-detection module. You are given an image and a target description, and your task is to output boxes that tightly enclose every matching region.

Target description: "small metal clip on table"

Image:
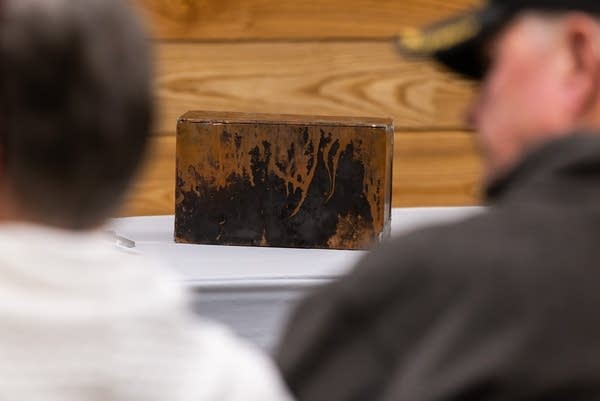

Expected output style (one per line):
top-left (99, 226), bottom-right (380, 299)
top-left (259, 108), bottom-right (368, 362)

top-left (110, 207), bottom-right (482, 350)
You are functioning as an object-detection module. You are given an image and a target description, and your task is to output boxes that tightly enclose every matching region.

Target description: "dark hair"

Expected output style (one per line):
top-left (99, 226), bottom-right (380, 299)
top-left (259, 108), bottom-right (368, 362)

top-left (0, 0), bottom-right (153, 229)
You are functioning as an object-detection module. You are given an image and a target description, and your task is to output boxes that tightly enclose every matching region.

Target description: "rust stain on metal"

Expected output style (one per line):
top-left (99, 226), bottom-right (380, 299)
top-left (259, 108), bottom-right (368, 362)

top-left (175, 111), bottom-right (393, 250)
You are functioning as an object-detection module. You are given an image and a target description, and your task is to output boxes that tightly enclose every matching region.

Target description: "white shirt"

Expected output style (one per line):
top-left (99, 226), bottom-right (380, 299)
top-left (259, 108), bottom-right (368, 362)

top-left (0, 224), bottom-right (292, 401)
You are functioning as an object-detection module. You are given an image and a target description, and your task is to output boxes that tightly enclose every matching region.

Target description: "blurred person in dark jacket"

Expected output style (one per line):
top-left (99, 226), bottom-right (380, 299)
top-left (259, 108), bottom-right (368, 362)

top-left (276, 1), bottom-right (600, 400)
top-left (0, 1), bottom-right (291, 400)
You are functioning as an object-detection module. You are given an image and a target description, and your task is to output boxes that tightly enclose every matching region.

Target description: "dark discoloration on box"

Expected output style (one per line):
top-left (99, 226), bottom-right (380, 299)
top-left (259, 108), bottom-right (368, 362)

top-left (175, 111), bottom-right (393, 250)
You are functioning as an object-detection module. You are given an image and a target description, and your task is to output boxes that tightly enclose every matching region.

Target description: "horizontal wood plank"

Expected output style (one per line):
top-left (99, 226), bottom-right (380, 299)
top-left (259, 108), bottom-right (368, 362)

top-left (154, 41), bottom-right (474, 134)
top-left (132, 0), bottom-right (480, 40)
top-left (393, 131), bottom-right (482, 206)
top-left (118, 131), bottom-right (482, 217)
top-left (120, 136), bottom-right (176, 217)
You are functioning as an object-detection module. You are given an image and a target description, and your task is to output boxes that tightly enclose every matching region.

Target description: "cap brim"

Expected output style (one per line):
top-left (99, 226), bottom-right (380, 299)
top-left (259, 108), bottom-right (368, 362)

top-left (396, 5), bottom-right (511, 80)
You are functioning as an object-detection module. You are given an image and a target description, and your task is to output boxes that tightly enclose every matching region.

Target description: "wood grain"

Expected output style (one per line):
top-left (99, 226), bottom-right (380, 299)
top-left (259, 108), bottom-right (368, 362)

top-left (393, 131), bottom-right (482, 206)
top-left (119, 136), bottom-right (176, 217)
top-left (154, 41), bottom-right (475, 135)
top-left (118, 131), bottom-right (482, 217)
top-left (132, 0), bottom-right (480, 40)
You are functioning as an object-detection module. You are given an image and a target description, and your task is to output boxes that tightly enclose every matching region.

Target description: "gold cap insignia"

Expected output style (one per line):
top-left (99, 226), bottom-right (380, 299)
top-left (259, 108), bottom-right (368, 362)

top-left (398, 14), bottom-right (481, 54)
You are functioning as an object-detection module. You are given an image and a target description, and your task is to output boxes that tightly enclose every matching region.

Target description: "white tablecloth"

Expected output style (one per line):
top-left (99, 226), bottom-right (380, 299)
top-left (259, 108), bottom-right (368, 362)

top-left (110, 207), bottom-right (483, 349)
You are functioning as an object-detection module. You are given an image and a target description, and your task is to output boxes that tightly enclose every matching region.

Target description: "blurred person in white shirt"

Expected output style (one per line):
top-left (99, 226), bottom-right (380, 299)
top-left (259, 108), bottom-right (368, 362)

top-left (0, 0), bottom-right (292, 400)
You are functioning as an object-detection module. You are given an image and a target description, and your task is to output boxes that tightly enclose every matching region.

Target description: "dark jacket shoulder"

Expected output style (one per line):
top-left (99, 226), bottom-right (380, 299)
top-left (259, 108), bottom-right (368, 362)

top-left (277, 134), bottom-right (600, 401)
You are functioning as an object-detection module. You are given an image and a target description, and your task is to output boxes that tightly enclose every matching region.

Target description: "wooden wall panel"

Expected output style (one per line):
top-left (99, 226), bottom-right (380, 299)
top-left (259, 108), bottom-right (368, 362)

top-left (155, 41), bottom-right (474, 135)
top-left (132, 0), bottom-right (480, 40)
top-left (120, 0), bottom-right (484, 217)
top-left (394, 131), bottom-right (482, 206)
top-left (121, 136), bottom-right (175, 217)
top-left (119, 131), bottom-right (482, 217)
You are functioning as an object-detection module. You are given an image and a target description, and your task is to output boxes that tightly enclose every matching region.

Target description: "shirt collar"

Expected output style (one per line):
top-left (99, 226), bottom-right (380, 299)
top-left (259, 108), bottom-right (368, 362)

top-left (485, 133), bottom-right (600, 204)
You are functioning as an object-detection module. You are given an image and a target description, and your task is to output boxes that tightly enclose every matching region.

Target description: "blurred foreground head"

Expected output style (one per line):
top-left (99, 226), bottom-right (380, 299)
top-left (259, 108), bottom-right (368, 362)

top-left (0, 0), bottom-right (152, 229)
top-left (398, 0), bottom-right (600, 184)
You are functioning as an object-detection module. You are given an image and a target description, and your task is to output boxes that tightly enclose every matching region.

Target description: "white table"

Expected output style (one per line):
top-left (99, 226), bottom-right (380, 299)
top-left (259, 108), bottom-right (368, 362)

top-left (111, 207), bottom-right (482, 350)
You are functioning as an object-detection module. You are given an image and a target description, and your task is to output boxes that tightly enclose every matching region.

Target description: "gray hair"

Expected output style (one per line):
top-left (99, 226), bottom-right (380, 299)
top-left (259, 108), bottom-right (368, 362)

top-left (0, 0), bottom-right (153, 229)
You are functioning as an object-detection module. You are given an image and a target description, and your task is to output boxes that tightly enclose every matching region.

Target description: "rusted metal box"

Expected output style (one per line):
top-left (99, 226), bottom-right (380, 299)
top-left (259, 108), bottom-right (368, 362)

top-left (175, 111), bottom-right (393, 250)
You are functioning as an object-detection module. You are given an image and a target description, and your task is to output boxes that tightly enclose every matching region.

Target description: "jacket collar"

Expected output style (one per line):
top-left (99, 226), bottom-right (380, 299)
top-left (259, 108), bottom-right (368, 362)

top-left (485, 133), bottom-right (600, 205)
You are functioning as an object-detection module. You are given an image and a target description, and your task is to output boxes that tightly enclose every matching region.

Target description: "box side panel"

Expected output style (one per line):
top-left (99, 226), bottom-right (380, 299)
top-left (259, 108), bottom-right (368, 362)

top-left (175, 121), bottom-right (390, 250)
top-left (382, 125), bottom-right (394, 241)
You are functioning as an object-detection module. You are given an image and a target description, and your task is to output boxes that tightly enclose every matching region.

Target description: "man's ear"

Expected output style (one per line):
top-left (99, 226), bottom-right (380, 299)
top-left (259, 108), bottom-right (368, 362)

top-left (563, 13), bottom-right (600, 116)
